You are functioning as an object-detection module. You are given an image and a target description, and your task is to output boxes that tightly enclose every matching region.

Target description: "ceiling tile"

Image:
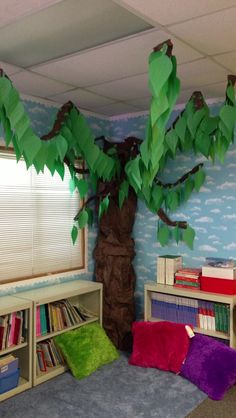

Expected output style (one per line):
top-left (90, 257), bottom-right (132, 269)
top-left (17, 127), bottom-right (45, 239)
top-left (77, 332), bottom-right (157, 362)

top-left (10, 71), bottom-right (74, 98)
top-left (31, 29), bottom-right (202, 87)
top-left (126, 97), bottom-right (151, 110)
top-left (177, 59), bottom-right (229, 90)
top-left (0, 0), bottom-right (63, 28)
top-left (87, 73), bottom-right (149, 101)
top-left (169, 7), bottom-right (236, 55)
top-left (213, 51), bottom-right (236, 73)
top-left (115, 0), bottom-right (236, 25)
top-left (0, 61), bottom-right (22, 75)
top-left (177, 81), bottom-right (229, 105)
top-left (0, 0), bottom-right (151, 67)
top-left (49, 88), bottom-right (116, 109)
top-left (95, 102), bottom-right (141, 116)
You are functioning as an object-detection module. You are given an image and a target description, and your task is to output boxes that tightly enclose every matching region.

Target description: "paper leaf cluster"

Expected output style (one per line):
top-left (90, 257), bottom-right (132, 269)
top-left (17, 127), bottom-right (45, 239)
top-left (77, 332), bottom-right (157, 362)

top-left (0, 40), bottom-right (235, 249)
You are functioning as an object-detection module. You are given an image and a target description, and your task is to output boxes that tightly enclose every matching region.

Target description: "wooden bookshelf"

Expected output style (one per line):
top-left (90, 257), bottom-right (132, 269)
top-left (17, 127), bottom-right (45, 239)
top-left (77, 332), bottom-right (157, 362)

top-left (144, 283), bottom-right (236, 348)
top-left (0, 296), bottom-right (32, 402)
top-left (17, 280), bottom-right (103, 386)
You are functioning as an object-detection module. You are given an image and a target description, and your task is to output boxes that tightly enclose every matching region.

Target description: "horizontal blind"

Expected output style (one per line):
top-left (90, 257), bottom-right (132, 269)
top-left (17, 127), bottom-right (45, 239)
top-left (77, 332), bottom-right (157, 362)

top-left (0, 153), bottom-right (84, 282)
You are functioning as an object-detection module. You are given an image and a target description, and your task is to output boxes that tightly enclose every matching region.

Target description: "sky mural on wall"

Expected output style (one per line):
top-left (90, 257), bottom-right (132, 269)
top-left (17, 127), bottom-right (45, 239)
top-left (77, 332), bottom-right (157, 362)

top-left (1, 96), bottom-right (236, 319)
top-left (110, 102), bottom-right (236, 317)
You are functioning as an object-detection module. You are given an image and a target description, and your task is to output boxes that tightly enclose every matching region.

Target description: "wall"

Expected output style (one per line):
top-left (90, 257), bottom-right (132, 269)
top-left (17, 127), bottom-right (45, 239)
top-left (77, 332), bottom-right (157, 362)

top-left (111, 102), bottom-right (236, 317)
top-left (1, 97), bottom-right (236, 320)
top-left (0, 97), bottom-right (110, 296)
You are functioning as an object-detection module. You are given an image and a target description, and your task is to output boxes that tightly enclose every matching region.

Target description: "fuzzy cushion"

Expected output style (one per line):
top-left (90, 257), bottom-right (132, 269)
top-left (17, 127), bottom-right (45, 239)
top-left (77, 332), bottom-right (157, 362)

top-left (129, 321), bottom-right (190, 374)
top-left (54, 323), bottom-right (119, 379)
top-left (180, 334), bottom-right (236, 400)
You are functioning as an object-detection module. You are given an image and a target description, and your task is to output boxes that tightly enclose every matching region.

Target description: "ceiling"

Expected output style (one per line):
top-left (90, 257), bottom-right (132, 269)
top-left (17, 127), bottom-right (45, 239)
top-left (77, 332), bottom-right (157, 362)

top-left (0, 0), bottom-right (236, 117)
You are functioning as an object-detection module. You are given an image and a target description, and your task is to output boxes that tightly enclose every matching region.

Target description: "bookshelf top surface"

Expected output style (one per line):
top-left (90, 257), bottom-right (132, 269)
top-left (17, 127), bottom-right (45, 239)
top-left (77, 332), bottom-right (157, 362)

top-left (145, 282), bottom-right (236, 303)
top-left (0, 295), bottom-right (31, 314)
top-left (14, 280), bottom-right (102, 304)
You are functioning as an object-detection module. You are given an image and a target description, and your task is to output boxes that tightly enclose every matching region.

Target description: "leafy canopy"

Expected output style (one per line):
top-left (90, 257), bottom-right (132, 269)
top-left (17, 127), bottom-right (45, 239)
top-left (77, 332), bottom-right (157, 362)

top-left (0, 41), bottom-right (235, 249)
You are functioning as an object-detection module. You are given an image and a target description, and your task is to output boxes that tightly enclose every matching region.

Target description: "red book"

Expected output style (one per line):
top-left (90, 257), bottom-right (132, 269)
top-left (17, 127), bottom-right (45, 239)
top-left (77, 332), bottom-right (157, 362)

top-left (177, 268), bottom-right (201, 275)
top-left (0, 327), bottom-right (4, 350)
top-left (201, 276), bottom-right (236, 295)
top-left (13, 317), bottom-right (21, 345)
top-left (175, 276), bottom-right (200, 283)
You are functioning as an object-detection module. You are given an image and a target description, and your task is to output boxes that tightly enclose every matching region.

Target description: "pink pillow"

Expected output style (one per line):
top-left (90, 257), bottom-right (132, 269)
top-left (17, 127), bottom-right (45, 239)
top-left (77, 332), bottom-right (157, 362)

top-left (129, 321), bottom-right (190, 374)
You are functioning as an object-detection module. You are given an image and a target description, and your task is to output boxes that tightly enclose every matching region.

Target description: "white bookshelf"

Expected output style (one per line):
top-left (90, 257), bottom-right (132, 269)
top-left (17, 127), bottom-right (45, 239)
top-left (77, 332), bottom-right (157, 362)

top-left (0, 296), bottom-right (32, 402)
top-left (144, 283), bottom-right (236, 348)
top-left (17, 280), bottom-right (103, 386)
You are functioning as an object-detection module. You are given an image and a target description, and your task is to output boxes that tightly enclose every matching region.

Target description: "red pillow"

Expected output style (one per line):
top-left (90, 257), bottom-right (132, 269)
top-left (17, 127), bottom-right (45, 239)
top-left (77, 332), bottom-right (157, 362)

top-left (129, 321), bottom-right (190, 374)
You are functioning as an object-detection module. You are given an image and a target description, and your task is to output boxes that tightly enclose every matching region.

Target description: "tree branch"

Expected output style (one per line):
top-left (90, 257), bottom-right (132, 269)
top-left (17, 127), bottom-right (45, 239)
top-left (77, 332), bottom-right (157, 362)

top-left (157, 208), bottom-right (187, 229)
top-left (155, 163), bottom-right (203, 189)
top-left (41, 101), bottom-right (74, 140)
top-left (74, 195), bottom-right (97, 220)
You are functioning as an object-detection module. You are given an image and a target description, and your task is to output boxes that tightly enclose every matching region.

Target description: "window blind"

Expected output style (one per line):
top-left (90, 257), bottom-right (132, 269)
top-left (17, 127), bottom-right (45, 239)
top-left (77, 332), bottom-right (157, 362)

top-left (0, 152), bottom-right (84, 283)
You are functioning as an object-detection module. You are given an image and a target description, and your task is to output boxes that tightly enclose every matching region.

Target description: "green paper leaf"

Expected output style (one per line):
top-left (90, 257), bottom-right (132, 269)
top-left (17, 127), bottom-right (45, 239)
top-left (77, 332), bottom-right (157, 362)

top-left (125, 156), bottom-right (142, 192)
top-left (194, 169), bottom-right (206, 192)
top-left (20, 130), bottom-right (42, 164)
top-left (69, 177), bottom-right (76, 194)
top-left (166, 190), bottom-right (179, 211)
top-left (165, 129), bottom-right (178, 156)
top-left (76, 178), bottom-right (88, 199)
top-left (55, 161), bottom-right (65, 180)
top-left (99, 195), bottom-right (110, 219)
top-left (118, 180), bottom-right (129, 208)
top-left (56, 134), bottom-right (68, 162)
top-left (148, 50), bottom-right (173, 98)
top-left (195, 131), bottom-right (211, 157)
top-left (71, 225), bottom-right (78, 245)
top-left (182, 226), bottom-right (195, 250)
top-left (152, 185), bottom-right (164, 210)
top-left (157, 224), bottom-right (170, 247)
top-left (183, 177), bottom-right (194, 202)
top-left (175, 116), bottom-right (186, 145)
top-left (0, 77), bottom-right (11, 105)
top-left (172, 226), bottom-right (181, 244)
top-left (78, 209), bottom-right (88, 229)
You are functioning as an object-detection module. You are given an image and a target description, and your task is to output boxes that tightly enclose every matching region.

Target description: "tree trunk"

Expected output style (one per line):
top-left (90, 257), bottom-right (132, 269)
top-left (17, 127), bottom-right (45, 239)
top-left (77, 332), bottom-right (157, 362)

top-left (93, 189), bottom-right (137, 351)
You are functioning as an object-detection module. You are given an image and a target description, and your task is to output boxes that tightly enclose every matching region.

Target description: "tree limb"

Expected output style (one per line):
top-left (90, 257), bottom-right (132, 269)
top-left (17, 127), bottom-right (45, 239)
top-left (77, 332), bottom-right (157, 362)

top-left (155, 163), bottom-right (203, 189)
top-left (157, 208), bottom-right (187, 229)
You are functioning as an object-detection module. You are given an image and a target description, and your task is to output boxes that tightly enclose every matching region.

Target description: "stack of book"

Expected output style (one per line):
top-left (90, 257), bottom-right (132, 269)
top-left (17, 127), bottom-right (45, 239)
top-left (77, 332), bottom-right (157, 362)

top-left (36, 299), bottom-right (95, 337)
top-left (36, 339), bottom-right (64, 374)
top-left (0, 311), bottom-right (28, 350)
top-left (174, 268), bottom-right (201, 290)
top-left (201, 257), bottom-right (236, 295)
top-left (157, 255), bottom-right (182, 285)
top-left (0, 355), bottom-right (19, 394)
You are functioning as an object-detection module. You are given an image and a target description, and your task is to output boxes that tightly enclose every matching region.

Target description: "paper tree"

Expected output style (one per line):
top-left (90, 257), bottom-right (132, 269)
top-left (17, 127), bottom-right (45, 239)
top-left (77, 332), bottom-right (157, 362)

top-left (0, 40), bottom-right (235, 349)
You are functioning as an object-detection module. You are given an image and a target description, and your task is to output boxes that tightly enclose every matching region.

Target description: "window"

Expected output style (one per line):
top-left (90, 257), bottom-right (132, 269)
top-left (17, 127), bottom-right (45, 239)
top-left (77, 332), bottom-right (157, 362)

top-left (0, 151), bottom-right (85, 283)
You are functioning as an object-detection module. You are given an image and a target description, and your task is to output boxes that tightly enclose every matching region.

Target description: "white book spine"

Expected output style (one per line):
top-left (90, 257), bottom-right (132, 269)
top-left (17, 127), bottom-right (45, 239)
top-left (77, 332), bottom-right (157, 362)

top-left (202, 266), bottom-right (236, 279)
top-left (157, 257), bottom-right (166, 284)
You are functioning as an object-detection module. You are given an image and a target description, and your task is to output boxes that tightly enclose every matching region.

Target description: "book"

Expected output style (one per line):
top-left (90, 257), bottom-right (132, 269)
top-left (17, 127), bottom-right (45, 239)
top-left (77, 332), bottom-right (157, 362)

top-left (157, 255), bottom-right (166, 284)
top-left (165, 256), bottom-right (182, 286)
top-left (202, 266), bottom-right (236, 280)
top-left (205, 257), bottom-right (235, 268)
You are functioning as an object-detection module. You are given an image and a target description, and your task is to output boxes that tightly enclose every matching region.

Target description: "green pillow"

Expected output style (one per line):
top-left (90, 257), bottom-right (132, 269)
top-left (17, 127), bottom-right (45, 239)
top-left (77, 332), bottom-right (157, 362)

top-left (54, 323), bottom-right (119, 379)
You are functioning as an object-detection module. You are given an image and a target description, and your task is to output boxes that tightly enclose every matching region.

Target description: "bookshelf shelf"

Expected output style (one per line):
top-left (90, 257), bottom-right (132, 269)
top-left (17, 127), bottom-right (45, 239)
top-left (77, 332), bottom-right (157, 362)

top-left (144, 283), bottom-right (236, 348)
top-left (0, 296), bottom-right (32, 403)
top-left (17, 280), bottom-right (103, 386)
top-left (36, 316), bottom-right (99, 342)
top-left (0, 342), bottom-right (28, 356)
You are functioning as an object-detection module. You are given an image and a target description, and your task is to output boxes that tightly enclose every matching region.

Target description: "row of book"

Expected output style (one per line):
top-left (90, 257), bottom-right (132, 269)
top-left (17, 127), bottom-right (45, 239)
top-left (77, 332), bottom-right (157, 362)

top-left (0, 311), bottom-right (28, 351)
top-left (36, 339), bottom-right (64, 374)
top-left (151, 293), bottom-right (230, 333)
top-left (36, 299), bottom-right (95, 337)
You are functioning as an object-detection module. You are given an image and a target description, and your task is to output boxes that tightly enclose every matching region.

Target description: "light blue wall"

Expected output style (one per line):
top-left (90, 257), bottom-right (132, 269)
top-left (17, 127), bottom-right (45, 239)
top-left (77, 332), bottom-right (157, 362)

top-left (1, 98), bottom-right (236, 321)
top-left (111, 103), bottom-right (236, 317)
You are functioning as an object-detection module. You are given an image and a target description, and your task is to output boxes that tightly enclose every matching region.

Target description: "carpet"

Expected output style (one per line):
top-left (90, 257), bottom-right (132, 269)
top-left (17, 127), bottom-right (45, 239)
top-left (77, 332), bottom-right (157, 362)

top-left (185, 384), bottom-right (236, 418)
top-left (0, 353), bottom-right (207, 418)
